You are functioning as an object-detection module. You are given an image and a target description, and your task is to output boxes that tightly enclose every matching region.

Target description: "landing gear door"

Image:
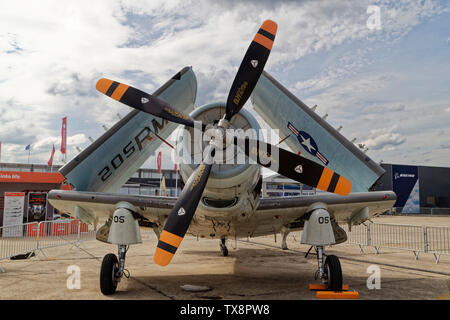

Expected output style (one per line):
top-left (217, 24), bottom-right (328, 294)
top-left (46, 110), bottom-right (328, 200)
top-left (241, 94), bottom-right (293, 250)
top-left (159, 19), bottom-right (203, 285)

top-left (301, 208), bottom-right (336, 246)
top-left (108, 202), bottom-right (142, 245)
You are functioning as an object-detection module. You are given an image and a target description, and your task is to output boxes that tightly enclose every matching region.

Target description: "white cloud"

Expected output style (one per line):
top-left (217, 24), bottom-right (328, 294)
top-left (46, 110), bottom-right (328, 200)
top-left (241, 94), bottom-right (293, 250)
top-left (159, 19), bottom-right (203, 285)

top-left (363, 103), bottom-right (406, 114)
top-left (362, 127), bottom-right (406, 151)
top-left (0, 0), bottom-right (448, 167)
top-left (301, 73), bottom-right (396, 117)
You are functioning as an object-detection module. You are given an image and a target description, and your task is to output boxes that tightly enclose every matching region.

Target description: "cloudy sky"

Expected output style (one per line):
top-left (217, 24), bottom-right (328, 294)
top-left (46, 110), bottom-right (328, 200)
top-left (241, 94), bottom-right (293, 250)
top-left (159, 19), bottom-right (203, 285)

top-left (0, 0), bottom-right (449, 170)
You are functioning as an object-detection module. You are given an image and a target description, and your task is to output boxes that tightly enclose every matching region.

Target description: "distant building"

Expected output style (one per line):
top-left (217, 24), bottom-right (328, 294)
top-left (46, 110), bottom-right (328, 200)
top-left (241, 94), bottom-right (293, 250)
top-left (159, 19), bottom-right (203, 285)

top-left (262, 174), bottom-right (316, 197)
top-left (0, 162), bottom-right (66, 226)
top-left (371, 163), bottom-right (450, 214)
top-left (121, 168), bottom-right (181, 197)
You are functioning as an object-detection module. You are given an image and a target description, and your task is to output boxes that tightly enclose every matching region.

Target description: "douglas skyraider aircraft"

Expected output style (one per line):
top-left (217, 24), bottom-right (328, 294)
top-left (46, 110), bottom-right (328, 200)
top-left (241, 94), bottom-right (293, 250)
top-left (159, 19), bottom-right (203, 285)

top-left (48, 20), bottom-right (396, 295)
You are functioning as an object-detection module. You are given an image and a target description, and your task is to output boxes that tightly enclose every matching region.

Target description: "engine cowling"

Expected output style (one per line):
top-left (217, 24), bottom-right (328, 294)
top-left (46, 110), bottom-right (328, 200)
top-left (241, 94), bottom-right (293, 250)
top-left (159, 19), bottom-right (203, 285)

top-left (176, 102), bottom-right (262, 212)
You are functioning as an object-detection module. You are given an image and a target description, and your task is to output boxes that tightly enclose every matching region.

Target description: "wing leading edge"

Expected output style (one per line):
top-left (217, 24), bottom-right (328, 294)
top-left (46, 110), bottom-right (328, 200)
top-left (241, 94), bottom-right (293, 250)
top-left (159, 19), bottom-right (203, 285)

top-left (49, 189), bottom-right (396, 234)
top-left (48, 190), bottom-right (176, 223)
top-left (237, 191), bottom-right (396, 238)
top-left (255, 191), bottom-right (396, 226)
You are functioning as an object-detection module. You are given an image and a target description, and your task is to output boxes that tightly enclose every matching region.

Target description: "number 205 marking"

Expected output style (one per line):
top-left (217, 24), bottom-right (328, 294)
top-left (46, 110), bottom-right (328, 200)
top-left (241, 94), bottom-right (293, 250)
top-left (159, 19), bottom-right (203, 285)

top-left (318, 217), bottom-right (330, 224)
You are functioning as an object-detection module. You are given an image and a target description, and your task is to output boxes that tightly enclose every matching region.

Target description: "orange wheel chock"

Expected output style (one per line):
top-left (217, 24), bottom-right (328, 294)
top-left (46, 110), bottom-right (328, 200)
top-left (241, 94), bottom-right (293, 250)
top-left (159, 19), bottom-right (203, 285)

top-left (309, 283), bottom-right (359, 299)
top-left (316, 291), bottom-right (359, 299)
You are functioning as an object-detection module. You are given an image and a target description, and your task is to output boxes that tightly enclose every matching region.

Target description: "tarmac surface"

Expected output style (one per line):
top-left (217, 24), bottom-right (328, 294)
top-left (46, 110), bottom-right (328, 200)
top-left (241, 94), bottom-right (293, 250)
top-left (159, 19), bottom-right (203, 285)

top-left (0, 215), bottom-right (449, 300)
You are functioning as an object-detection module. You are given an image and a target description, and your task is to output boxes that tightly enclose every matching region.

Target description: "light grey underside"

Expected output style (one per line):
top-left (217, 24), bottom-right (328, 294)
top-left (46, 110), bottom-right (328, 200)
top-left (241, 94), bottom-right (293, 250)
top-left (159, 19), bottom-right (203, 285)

top-left (48, 189), bottom-right (396, 228)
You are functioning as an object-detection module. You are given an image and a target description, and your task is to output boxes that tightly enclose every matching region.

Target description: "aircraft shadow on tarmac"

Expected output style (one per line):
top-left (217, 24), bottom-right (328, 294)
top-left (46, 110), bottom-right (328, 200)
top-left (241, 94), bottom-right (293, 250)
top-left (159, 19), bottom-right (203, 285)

top-left (107, 247), bottom-right (449, 300)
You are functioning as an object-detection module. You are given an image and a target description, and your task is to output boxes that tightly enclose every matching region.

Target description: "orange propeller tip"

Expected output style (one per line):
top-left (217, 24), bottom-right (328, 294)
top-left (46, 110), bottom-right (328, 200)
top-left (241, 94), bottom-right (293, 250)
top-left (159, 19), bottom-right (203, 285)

top-left (261, 20), bottom-right (278, 35)
top-left (95, 78), bottom-right (113, 94)
top-left (154, 247), bottom-right (174, 266)
top-left (336, 177), bottom-right (352, 196)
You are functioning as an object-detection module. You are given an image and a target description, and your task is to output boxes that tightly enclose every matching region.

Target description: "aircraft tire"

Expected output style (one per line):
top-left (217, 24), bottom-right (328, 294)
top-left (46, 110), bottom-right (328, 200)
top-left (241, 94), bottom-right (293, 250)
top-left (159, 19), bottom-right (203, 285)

top-left (100, 253), bottom-right (119, 295)
top-left (325, 255), bottom-right (342, 292)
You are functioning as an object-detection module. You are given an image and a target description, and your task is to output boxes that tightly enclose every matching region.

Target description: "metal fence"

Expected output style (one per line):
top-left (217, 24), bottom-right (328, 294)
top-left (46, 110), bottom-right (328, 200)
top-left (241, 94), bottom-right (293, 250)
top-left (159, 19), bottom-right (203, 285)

top-left (388, 207), bottom-right (450, 215)
top-left (0, 220), bottom-right (96, 271)
top-left (341, 223), bottom-right (450, 263)
top-left (0, 222), bottom-right (41, 264)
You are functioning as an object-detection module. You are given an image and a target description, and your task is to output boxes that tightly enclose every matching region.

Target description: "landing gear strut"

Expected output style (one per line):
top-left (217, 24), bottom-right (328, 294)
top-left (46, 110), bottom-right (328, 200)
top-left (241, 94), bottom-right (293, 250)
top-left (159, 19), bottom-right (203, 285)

top-left (280, 226), bottom-right (290, 250)
top-left (100, 245), bottom-right (130, 295)
top-left (220, 238), bottom-right (228, 256)
top-left (314, 245), bottom-right (342, 291)
top-left (301, 204), bottom-right (344, 292)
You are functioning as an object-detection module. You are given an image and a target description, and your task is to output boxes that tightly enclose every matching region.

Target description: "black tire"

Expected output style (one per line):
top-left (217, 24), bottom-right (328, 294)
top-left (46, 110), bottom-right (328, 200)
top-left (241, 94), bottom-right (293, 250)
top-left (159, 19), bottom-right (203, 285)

top-left (100, 253), bottom-right (119, 295)
top-left (325, 255), bottom-right (342, 292)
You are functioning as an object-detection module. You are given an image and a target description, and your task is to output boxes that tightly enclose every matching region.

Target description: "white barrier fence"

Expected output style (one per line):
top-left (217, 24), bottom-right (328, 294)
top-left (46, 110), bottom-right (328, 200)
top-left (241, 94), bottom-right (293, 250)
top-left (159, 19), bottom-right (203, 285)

top-left (391, 207), bottom-right (450, 215)
top-left (0, 223), bottom-right (40, 264)
top-left (0, 220), bottom-right (96, 271)
top-left (2, 220), bottom-right (449, 271)
top-left (341, 223), bottom-right (450, 263)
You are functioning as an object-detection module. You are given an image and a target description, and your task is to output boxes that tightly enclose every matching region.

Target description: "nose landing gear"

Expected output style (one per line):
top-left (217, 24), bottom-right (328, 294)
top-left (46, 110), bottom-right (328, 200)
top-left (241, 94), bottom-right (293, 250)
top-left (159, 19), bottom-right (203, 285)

top-left (100, 245), bottom-right (130, 295)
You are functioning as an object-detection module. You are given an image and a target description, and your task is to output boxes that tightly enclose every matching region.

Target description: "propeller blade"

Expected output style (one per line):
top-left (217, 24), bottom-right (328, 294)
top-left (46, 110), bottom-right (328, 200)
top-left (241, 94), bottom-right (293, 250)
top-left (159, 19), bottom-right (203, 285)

top-left (154, 144), bottom-right (216, 266)
top-left (96, 78), bottom-right (204, 130)
top-left (225, 20), bottom-right (277, 121)
top-left (234, 137), bottom-right (352, 195)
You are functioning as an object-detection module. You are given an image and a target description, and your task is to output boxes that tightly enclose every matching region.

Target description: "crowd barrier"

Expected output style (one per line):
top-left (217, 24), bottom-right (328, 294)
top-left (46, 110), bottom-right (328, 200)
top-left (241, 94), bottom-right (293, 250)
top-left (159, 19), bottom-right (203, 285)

top-left (389, 207), bottom-right (450, 215)
top-left (0, 220), bottom-right (96, 271)
top-left (341, 223), bottom-right (450, 263)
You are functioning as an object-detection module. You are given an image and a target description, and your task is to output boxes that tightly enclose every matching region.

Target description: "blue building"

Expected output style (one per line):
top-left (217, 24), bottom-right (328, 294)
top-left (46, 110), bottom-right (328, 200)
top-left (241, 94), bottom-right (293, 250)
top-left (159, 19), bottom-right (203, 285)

top-left (371, 163), bottom-right (450, 214)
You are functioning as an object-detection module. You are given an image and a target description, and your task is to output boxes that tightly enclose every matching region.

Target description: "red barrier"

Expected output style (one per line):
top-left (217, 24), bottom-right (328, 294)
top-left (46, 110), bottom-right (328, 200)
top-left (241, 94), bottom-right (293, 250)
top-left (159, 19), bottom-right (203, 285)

top-left (52, 222), bottom-right (70, 236)
top-left (70, 220), bottom-right (78, 234)
top-left (27, 223), bottom-right (45, 237)
top-left (80, 223), bottom-right (88, 233)
top-left (68, 221), bottom-right (89, 234)
top-left (25, 220), bottom-right (88, 237)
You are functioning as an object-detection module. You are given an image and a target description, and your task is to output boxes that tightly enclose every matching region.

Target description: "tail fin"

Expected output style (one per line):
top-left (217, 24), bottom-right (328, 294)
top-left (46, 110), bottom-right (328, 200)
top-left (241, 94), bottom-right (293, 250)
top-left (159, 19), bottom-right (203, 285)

top-left (251, 71), bottom-right (384, 192)
top-left (60, 67), bottom-right (197, 192)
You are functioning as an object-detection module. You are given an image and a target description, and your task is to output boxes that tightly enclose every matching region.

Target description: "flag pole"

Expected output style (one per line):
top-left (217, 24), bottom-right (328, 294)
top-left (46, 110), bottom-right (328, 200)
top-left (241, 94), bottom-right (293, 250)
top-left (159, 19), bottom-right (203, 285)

top-left (175, 170), bottom-right (178, 197)
top-left (174, 152), bottom-right (178, 197)
top-left (173, 149), bottom-right (178, 197)
top-left (157, 151), bottom-right (162, 196)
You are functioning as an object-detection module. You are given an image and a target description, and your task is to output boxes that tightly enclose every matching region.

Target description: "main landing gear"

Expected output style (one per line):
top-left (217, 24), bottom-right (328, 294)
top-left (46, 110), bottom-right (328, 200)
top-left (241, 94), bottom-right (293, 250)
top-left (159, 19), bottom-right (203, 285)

top-left (100, 245), bottom-right (130, 295)
top-left (220, 237), bottom-right (228, 256)
top-left (98, 202), bottom-right (142, 295)
top-left (301, 203), bottom-right (344, 292)
top-left (313, 246), bottom-right (342, 291)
